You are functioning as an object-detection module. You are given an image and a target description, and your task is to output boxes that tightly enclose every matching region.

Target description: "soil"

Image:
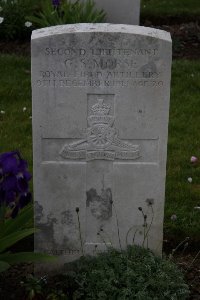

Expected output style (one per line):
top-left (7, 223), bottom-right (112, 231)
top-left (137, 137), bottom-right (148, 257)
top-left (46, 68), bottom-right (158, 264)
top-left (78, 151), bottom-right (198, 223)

top-left (174, 253), bottom-right (200, 300)
top-left (0, 22), bottom-right (200, 59)
top-left (0, 39), bottom-right (30, 57)
top-left (145, 21), bottom-right (200, 60)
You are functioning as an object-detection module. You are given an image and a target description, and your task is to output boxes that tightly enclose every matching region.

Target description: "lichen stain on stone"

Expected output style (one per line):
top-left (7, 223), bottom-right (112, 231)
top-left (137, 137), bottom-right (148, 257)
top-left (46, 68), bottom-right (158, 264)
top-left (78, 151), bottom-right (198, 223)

top-left (34, 201), bottom-right (44, 223)
top-left (61, 210), bottom-right (73, 225)
top-left (35, 212), bottom-right (58, 247)
top-left (35, 222), bottom-right (56, 249)
top-left (86, 188), bottom-right (112, 220)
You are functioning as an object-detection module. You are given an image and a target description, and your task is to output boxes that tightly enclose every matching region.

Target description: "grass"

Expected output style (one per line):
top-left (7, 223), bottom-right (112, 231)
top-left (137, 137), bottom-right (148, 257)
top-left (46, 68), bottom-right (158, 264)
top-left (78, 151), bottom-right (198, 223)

top-left (141, 0), bottom-right (200, 20)
top-left (165, 60), bottom-right (200, 242)
top-left (0, 55), bottom-right (32, 170)
top-left (0, 54), bottom-right (200, 244)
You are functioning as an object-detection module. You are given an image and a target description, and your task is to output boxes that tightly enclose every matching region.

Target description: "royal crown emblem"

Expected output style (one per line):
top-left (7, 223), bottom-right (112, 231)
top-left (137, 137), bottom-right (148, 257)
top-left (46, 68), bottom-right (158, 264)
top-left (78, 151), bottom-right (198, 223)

top-left (91, 98), bottom-right (110, 115)
top-left (60, 98), bottom-right (140, 161)
top-left (88, 99), bottom-right (114, 128)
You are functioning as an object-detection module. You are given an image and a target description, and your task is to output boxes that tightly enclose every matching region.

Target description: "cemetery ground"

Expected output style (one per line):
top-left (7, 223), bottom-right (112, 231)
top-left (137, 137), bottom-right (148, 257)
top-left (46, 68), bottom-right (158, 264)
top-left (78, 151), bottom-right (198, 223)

top-left (0, 55), bottom-right (200, 299)
top-left (141, 0), bottom-right (200, 23)
top-left (0, 56), bottom-right (199, 248)
top-left (0, 2), bottom-right (200, 300)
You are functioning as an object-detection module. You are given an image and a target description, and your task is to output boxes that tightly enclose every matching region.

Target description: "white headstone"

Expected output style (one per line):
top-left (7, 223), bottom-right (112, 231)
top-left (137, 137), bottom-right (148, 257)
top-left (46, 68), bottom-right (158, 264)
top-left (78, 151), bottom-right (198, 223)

top-left (82, 0), bottom-right (141, 25)
top-left (32, 24), bottom-right (172, 268)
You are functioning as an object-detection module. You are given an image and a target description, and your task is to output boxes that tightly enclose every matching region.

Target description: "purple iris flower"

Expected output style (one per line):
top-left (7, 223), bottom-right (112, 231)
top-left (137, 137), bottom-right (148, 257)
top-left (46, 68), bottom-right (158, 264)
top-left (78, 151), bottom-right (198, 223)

top-left (52, 0), bottom-right (60, 7)
top-left (19, 192), bottom-right (32, 209)
top-left (0, 151), bottom-right (32, 218)
top-left (0, 152), bottom-right (18, 174)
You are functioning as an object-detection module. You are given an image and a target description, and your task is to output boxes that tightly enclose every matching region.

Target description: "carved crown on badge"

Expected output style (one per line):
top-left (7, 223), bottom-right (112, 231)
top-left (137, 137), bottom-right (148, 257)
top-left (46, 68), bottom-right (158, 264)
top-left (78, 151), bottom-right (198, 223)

top-left (88, 99), bottom-right (114, 127)
top-left (91, 99), bottom-right (110, 115)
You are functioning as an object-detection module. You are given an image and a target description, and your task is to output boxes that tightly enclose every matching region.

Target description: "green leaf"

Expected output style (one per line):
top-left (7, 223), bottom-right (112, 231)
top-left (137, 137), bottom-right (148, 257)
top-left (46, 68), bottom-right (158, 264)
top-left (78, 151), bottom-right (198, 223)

top-left (0, 260), bottom-right (10, 272)
top-left (0, 252), bottom-right (57, 265)
top-left (0, 204), bottom-right (6, 221)
top-left (27, 0), bottom-right (106, 28)
top-left (0, 204), bottom-right (34, 238)
top-left (0, 228), bottom-right (36, 253)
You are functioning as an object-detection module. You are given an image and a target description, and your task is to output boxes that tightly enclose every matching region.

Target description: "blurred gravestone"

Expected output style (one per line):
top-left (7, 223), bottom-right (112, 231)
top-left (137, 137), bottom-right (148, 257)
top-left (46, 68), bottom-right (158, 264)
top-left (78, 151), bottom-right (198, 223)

top-left (32, 24), bottom-right (172, 270)
top-left (83, 0), bottom-right (141, 25)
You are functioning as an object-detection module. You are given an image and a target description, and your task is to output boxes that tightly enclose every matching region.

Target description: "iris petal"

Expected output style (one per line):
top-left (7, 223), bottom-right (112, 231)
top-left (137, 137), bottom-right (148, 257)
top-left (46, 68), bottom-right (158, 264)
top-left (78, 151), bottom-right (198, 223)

top-left (23, 170), bottom-right (32, 182)
top-left (18, 159), bottom-right (28, 172)
top-left (19, 192), bottom-right (32, 208)
top-left (0, 188), bottom-right (5, 204)
top-left (5, 190), bottom-right (16, 204)
top-left (0, 155), bottom-right (18, 175)
top-left (11, 205), bottom-right (19, 218)
top-left (2, 175), bottom-right (18, 192)
top-left (17, 177), bottom-right (29, 193)
top-left (0, 151), bottom-right (32, 217)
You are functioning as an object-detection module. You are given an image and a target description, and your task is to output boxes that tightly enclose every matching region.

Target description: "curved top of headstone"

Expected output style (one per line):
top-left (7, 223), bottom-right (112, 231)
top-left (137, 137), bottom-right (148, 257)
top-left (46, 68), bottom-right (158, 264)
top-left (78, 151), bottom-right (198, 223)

top-left (31, 23), bottom-right (171, 42)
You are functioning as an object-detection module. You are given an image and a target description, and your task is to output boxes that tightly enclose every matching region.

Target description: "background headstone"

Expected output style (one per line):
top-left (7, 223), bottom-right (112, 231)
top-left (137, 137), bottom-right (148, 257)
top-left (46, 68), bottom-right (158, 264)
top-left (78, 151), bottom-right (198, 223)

top-left (81, 0), bottom-right (141, 25)
top-left (32, 24), bottom-right (172, 268)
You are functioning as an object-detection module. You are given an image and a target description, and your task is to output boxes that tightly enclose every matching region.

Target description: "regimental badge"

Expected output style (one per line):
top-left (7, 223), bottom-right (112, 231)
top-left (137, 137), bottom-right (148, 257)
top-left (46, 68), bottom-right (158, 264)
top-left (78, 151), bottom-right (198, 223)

top-left (60, 99), bottom-right (140, 161)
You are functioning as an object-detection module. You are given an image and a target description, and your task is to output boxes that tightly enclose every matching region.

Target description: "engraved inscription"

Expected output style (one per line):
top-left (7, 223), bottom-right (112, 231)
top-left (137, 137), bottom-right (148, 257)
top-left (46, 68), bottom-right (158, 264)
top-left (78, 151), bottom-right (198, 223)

top-left (44, 47), bottom-right (158, 56)
top-left (36, 46), bottom-right (164, 88)
top-left (86, 151), bottom-right (115, 161)
top-left (60, 97), bottom-right (140, 161)
top-left (36, 75), bottom-right (163, 88)
top-left (42, 249), bottom-right (80, 255)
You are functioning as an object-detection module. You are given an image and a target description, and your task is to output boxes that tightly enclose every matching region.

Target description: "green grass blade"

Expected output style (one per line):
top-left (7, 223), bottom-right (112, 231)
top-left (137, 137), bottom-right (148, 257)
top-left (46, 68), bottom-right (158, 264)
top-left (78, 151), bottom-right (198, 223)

top-left (0, 228), bottom-right (36, 253)
top-left (0, 204), bottom-right (33, 238)
top-left (0, 252), bottom-right (57, 264)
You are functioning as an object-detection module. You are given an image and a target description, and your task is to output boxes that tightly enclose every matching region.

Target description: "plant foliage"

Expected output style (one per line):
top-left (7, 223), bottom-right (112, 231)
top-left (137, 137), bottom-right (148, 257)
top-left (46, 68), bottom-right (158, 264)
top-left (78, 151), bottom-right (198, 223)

top-left (0, 203), bottom-right (56, 273)
top-left (0, 150), bottom-right (56, 272)
top-left (0, 0), bottom-right (40, 40)
top-left (65, 246), bottom-right (190, 300)
top-left (27, 0), bottom-right (106, 28)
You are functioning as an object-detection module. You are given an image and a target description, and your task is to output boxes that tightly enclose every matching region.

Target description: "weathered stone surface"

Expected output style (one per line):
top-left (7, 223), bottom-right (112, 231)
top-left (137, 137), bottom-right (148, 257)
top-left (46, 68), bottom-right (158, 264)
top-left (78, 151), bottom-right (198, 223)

top-left (81, 0), bottom-right (141, 25)
top-left (32, 24), bottom-right (172, 268)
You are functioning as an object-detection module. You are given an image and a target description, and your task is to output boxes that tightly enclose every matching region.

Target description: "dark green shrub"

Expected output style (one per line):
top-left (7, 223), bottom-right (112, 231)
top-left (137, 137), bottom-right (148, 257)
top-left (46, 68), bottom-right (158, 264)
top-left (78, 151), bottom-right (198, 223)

top-left (27, 0), bottom-right (106, 29)
top-left (65, 246), bottom-right (190, 300)
top-left (0, 0), bottom-right (40, 40)
top-left (0, 0), bottom-right (105, 41)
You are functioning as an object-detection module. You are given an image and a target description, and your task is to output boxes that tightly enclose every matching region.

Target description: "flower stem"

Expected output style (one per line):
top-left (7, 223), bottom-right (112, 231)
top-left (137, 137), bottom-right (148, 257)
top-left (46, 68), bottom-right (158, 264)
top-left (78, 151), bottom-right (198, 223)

top-left (112, 202), bottom-right (122, 251)
top-left (76, 208), bottom-right (84, 256)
